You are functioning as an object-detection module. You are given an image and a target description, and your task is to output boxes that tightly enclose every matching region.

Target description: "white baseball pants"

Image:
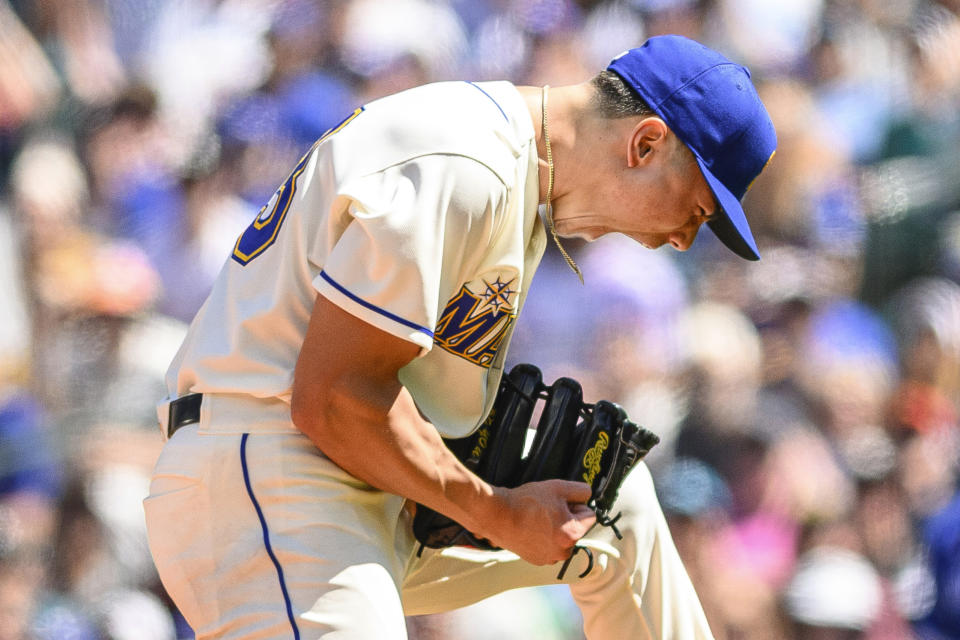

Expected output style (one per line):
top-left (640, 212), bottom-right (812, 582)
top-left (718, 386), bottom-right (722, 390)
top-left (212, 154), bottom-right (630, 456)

top-left (143, 425), bottom-right (713, 639)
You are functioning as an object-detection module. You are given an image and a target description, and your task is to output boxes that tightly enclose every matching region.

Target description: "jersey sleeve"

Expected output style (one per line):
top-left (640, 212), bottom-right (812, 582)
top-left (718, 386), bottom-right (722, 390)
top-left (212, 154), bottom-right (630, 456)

top-left (314, 154), bottom-right (507, 351)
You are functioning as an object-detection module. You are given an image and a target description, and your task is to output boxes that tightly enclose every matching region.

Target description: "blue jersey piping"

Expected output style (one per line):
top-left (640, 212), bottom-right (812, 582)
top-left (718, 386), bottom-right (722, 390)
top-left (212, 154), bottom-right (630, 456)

top-left (318, 270), bottom-right (434, 338)
top-left (466, 81), bottom-right (509, 123)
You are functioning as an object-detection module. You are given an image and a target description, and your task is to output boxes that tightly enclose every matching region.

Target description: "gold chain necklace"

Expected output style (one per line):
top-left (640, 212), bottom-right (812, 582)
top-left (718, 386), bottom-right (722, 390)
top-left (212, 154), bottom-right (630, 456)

top-left (542, 85), bottom-right (583, 284)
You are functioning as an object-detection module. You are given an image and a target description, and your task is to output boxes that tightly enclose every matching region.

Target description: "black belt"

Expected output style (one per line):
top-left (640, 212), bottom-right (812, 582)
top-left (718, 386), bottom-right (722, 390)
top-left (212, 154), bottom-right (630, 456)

top-left (167, 393), bottom-right (203, 438)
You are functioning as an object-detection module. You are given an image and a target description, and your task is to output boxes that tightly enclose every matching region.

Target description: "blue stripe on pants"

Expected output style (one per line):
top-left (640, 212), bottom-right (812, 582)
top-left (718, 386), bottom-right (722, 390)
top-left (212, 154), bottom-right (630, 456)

top-left (240, 433), bottom-right (301, 639)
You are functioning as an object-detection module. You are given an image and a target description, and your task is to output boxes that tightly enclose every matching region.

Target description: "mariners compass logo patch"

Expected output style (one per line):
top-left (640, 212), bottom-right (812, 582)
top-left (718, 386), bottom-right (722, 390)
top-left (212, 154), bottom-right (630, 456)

top-left (434, 276), bottom-right (518, 368)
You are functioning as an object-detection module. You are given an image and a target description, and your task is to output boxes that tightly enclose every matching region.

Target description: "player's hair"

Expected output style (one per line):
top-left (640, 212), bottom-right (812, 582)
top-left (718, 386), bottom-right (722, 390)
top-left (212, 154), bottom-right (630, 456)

top-left (592, 69), bottom-right (693, 169)
top-left (590, 70), bottom-right (655, 119)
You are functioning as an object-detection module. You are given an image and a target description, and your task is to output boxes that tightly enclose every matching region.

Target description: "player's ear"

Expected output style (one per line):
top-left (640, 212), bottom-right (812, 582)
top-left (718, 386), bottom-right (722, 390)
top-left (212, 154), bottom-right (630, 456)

top-left (626, 117), bottom-right (668, 168)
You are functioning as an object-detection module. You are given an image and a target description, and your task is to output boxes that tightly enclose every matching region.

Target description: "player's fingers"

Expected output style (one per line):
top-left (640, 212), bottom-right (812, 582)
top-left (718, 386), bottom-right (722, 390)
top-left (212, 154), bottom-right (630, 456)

top-left (561, 504), bottom-right (596, 542)
top-left (552, 479), bottom-right (593, 503)
top-left (569, 504), bottom-right (597, 532)
top-left (570, 503), bottom-right (595, 521)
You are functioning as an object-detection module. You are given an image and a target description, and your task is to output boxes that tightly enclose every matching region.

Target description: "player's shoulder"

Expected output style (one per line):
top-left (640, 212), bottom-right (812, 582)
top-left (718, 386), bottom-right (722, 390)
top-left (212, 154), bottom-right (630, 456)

top-left (367, 80), bottom-right (525, 132)
top-left (385, 80), bottom-right (524, 129)
top-left (329, 81), bottom-right (533, 187)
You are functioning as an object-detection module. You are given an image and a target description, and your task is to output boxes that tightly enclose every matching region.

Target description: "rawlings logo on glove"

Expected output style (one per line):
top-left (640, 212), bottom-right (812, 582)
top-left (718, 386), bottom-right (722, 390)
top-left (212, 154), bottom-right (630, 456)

top-left (581, 432), bottom-right (609, 485)
top-left (412, 363), bottom-right (660, 577)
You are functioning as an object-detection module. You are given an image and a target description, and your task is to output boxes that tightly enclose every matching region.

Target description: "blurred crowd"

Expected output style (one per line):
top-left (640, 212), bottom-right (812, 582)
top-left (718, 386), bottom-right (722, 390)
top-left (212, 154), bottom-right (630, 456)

top-left (1, 0), bottom-right (960, 638)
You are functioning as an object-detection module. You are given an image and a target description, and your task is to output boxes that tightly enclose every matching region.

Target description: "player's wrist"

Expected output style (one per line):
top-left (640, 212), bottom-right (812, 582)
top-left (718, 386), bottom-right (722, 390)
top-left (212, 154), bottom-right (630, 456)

top-left (452, 480), bottom-right (504, 542)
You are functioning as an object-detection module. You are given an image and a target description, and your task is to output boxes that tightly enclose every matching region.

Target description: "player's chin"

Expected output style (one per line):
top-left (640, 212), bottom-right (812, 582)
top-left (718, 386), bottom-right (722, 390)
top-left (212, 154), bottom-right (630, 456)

top-left (630, 236), bottom-right (663, 250)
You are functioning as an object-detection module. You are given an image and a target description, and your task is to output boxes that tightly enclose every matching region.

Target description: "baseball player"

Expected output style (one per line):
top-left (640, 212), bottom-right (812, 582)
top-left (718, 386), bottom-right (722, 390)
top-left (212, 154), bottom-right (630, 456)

top-left (144, 36), bottom-right (775, 639)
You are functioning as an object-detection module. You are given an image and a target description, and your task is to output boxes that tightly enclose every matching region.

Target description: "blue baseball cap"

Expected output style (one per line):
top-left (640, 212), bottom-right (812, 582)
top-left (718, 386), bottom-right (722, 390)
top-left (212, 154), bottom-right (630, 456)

top-left (607, 35), bottom-right (777, 260)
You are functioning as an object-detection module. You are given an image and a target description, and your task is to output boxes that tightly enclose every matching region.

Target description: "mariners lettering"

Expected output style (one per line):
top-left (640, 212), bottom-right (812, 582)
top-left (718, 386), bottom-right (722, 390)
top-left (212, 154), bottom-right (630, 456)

top-left (434, 279), bottom-right (517, 368)
top-left (581, 432), bottom-right (610, 485)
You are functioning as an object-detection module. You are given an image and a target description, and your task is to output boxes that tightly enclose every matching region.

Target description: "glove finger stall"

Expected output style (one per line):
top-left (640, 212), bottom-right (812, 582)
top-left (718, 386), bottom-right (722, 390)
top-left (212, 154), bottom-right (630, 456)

top-left (479, 364), bottom-right (542, 486)
top-left (518, 376), bottom-right (583, 484)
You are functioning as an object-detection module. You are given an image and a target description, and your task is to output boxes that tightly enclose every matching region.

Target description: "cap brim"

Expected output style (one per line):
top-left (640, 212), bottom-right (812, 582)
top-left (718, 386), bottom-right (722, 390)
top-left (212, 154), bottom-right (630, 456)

top-left (695, 156), bottom-right (760, 261)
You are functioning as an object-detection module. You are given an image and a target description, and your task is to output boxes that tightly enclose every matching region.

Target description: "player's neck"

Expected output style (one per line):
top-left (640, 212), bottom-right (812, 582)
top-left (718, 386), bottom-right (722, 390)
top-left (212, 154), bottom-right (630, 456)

top-left (517, 83), bottom-right (593, 206)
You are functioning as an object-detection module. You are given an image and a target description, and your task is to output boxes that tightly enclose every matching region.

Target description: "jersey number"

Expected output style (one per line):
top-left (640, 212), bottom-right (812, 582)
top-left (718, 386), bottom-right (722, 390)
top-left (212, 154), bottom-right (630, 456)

top-left (231, 107), bottom-right (364, 265)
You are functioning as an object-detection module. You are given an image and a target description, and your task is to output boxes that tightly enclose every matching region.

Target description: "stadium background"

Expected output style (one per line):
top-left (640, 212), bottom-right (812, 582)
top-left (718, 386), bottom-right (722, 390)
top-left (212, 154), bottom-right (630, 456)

top-left (2, 0), bottom-right (960, 638)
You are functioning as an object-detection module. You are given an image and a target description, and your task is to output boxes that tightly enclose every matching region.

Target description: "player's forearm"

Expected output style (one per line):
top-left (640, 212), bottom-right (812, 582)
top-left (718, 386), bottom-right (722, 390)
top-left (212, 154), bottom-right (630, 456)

top-left (292, 383), bottom-right (500, 537)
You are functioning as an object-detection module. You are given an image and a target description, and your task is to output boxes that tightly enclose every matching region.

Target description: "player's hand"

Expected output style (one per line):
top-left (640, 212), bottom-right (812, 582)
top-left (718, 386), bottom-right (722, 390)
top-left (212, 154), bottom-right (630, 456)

top-left (476, 480), bottom-right (597, 566)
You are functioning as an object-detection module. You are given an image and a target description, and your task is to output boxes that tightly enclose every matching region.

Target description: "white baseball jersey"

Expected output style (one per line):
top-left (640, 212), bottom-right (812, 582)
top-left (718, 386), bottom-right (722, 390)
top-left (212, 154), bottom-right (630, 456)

top-left (162, 81), bottom-right (546, 438)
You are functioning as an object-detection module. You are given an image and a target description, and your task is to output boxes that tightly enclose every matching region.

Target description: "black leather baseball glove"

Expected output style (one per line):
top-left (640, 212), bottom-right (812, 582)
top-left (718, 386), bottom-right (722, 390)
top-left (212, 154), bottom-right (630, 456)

top-left (412, 363), bottom-right (660, 577)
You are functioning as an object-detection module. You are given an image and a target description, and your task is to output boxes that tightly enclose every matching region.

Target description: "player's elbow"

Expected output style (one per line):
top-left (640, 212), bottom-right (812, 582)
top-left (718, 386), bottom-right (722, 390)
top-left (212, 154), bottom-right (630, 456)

top-left (290, 386), bottom-right (338, 451)
top-left (290, 383), bottom-right (364, 461)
